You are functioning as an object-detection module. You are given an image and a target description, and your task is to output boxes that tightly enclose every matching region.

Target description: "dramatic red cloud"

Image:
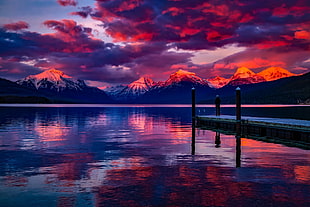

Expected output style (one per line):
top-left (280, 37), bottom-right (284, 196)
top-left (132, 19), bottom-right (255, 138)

top-left (206, 30), bottom-right (232, 42)
top-left (162, 7), bottom-right (184, 16)
top-left (116, 0), bottom-right (143, 12)
top-left (41, 19), bottom-right (103, 53)
top-left (57, 0), bottom-right (77, 7)
top-left (43, 19), bottom-right (92, 42)
top-left (1, 0), bottom-right (309, 84)
top-left (255, 41), bottom-right (291, 49)
top-left (85, 0), bottom-right (309, 52)
top-left (3, 21), bottom-right (29, 31)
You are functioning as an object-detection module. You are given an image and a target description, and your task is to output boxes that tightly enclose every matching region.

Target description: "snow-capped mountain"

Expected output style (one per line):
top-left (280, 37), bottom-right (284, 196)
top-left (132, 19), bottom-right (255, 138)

top-left (228, 67), bottom-right (266, 86)
top-left (162, 69), bottom-right (208, 87)
top-left (138, 70), bottom-right (213, 103)
top-left (16, 69), bottom-right (87, 91)
top-left (125, 77), bottom-right (156, 95)
top-left (258, 67), bottom-right (296, 81)
top-left (104, 85), bottom-right (126, 96)
top-left (16, 69), bottom-right (111, 103)
top-left (207, 76), bottom-right (230, 88)
top-left (104, 77), bottom-right (157, 100)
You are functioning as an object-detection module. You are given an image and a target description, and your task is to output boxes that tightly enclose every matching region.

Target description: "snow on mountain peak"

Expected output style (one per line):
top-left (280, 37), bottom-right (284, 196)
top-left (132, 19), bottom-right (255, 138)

top-left (228, 67), bottom-right (266, 86)
top-left (207, 76), bottom-right (230, 88)
top-left (17, 69), bottom-right (86, 91)
top-left (108, 77), bottom-right (157, 99)
top-left (128, 77), bottom-right (155, 90)
top-left (174, 69), bottom-right (195, 76)
top-left (258, 67), bottom-right (296, 81)
top-left (232, 67), bottom-right (256, 79)
top-left (165, 69), bottom-right (206, 86)
top-left (27, 69), bottom-right (72, 82)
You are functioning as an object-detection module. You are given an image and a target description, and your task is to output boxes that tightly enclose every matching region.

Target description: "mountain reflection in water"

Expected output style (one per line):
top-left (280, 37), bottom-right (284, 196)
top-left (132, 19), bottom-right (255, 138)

top-left (0, 106), bottom-right (309, 207)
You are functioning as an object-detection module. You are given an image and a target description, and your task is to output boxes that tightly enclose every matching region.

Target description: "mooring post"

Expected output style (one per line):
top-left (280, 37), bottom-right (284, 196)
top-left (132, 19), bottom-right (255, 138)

top-left (192, 88), bottom-right (196, 120)
top-left (191, 88), bottom-right (196, 155)
top-left (236, 87), bottom-right (241, 121)
top-left (235, 87), bottom-right (241, 167)
top-left (215, 95), bottom-right (221, 116)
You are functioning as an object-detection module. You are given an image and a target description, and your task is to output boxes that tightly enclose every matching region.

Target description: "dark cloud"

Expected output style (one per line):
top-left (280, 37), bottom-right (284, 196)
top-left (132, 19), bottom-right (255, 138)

top-left (0, 59), bottom-right (42, 80)
top-left (131, 50), bottom-right (193, 80)
top-left (70, 6), bottom-right (93, 18)
top-left (82, 0), bottom-right (310, 51)
top-left (0, 20), bottom-right (173, 83)
top-left (3, 21), bottom-right (29, 31)
top-left (1, 0), bottom-right (309, 84)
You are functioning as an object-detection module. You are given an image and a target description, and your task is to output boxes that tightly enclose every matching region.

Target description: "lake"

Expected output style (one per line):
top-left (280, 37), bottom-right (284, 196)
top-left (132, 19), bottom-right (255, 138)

top-left (0, 105), bottom-right (309, 207)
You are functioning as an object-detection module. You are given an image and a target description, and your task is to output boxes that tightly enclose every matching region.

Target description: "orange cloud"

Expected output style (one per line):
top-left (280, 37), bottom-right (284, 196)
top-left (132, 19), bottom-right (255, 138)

top-left (237, 58), bottom-right (286, 69)
top-left (294, 30), bottom-right (310, 40)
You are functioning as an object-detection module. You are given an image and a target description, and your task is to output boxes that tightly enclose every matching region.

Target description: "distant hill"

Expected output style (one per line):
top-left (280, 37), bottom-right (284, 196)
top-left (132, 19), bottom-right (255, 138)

top-left (0, 78), bottom-right (38, 96)
top-left (208, 72), bottom-right (310, 104)
top-left (0, 78), bottom-right (51, 103)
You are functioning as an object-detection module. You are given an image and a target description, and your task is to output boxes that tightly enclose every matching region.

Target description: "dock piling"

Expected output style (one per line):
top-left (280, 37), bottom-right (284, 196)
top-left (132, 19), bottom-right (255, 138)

top-left (215, 95), bottom-right (221, 116)
top-left (236, 87), bottom-right (241, 121)
top-left (191, 88), bottom-right (196, 155)
top-left (192, 88), bottom-right (196, 120)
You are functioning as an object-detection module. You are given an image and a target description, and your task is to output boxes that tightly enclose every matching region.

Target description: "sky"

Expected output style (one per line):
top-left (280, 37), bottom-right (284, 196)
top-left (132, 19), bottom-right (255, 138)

top-left (0, 0), bottom-right (309, 87)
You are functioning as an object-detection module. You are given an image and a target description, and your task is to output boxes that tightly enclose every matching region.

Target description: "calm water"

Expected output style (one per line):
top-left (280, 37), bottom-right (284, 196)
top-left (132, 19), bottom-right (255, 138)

top-left (0, 105), bottom-right (309, 207)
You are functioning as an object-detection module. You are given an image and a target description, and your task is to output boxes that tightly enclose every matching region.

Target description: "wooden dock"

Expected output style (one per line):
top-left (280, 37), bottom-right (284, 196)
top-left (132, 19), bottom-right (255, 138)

top-left (196, 115), bottom-right (310, 144)
top-left (191, 87), bottom-right (310, 148)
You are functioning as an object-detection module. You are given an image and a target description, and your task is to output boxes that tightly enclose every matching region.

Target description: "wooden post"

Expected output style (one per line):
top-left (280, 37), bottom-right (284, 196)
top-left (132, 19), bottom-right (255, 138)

top-left (215, 95), bottom-right (221, 116)
top-left (192, 88), bottom-right (196, 120)
top-left (191, 88), bottom-right (196, 155)
top-left (235, 87), bottom-right (241, 167)
top-left (236, 87), bottom-right (241, 121)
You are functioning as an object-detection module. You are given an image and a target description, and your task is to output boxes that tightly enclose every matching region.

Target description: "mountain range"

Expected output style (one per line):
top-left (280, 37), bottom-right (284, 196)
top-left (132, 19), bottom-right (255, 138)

top-left (2, 69), bottom-right (112, 103)
top-left (104, 67), bottom-right (299, 102)
top-left (0, 67), bottom-right (308, 104)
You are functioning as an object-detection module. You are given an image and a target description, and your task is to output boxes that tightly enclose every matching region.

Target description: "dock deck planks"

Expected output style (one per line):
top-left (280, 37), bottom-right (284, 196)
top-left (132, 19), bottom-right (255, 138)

top-left (197, 115), bottom-right (310, 131)
top-left (196, 115), bottom-right (310, 144)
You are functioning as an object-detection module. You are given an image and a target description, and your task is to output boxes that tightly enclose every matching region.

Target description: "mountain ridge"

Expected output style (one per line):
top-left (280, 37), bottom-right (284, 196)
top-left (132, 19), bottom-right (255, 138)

top-left (0, 67), bottom-right (306, 104)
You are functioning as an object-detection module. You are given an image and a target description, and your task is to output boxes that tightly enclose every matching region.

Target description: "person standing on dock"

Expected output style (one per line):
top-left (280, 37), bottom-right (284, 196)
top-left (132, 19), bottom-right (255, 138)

top-left (215, 95), bottom-right (221, 116)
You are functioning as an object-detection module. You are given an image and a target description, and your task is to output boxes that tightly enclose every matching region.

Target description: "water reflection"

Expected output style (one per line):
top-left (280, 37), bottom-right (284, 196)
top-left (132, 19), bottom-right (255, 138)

top-left (215, 131), bottom-right (221, 148)
top-left (0, 106), bottom-right (309, 206)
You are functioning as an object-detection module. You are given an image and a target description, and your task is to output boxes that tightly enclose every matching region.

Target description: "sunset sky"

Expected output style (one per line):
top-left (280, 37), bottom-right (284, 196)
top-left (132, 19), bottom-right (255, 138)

top-left (0, 0), bottom-right (309, 87)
